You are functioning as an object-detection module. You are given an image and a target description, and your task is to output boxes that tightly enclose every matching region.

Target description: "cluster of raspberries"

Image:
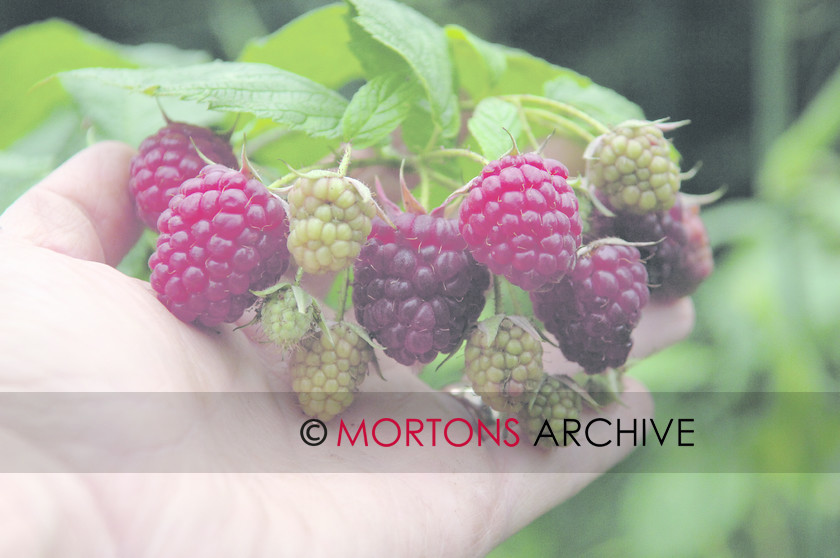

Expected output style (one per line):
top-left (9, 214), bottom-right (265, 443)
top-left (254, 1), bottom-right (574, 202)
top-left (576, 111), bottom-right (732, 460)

top-left (129, 119), bottom-right (712, 424)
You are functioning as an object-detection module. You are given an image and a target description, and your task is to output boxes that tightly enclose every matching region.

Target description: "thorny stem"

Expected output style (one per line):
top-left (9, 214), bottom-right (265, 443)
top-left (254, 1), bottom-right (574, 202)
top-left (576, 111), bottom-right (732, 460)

top-left (337, 144), bottom-right (352, 176)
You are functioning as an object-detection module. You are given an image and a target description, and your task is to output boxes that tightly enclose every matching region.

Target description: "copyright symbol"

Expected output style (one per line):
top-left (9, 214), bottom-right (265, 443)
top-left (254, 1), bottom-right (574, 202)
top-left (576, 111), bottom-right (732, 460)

top-left (300, 419), bottom-right (327, 446)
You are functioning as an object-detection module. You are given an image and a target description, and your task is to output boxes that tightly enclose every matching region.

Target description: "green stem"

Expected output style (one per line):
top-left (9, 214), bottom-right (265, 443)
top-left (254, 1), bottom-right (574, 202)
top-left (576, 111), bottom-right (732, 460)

top-left (423, 166), bottom-right (464, 191)
top-left (418, 148), bottom-right (489, 167)
top-left (349, 155), bottom-right (404, 169)
top-left (505, 280), bottom-right (523, 316)
top-left (239, 127), bottom-right (292, 154)
top-left (513, 100), bottom-right (541, 151)
top-left (267, 162), bottom-right (332, 190)
top-left (504, 94), bottom-right (610, 135)
top-left (417, 166), bottom-right (431, 210)
top-left (523, 107), bottom-right (596, 144)
top-left (294, 266), bottom-right (304, 286)
top-left (423, 125), bottom-right (443, 153)
top-left (492, 275), bottom-right (503, 315)
top-left (337, 144), bottom-right (352, 176)
top-left (336, 269), bottom-right (351, 322)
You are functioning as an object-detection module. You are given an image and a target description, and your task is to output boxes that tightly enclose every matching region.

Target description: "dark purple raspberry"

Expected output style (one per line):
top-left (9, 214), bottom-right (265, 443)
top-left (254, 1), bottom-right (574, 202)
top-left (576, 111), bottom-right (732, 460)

top-left (149, 164), bottom-right (290, 327)
top-left (652, 202), bottom-right (713, 301)
top-left (458, 153), bottom-right (582, 292)
top-left (531, 244), bottom-right (649, 373)
top-left (353, 212), bottom-right (490, 366)
top-left (588, 195), bottom-right (711, 299)
top-left (129, 122), bottom-right (237, 230)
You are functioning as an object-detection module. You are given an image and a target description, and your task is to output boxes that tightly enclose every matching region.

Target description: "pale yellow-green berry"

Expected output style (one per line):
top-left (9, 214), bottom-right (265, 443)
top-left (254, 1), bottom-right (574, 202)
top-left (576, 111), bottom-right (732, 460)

top-left (286, 176), bottom-right (376, 274)
top-left (587, 122), bottom-right (681, 214)
top-left (519, 374), bottom-right (582, 448)
top-left (290, 322), bottom-right (373, 422)
top-left (464, 318), bottom-right (544, 414)
top-left (260, 289), bottom-right (315, 350)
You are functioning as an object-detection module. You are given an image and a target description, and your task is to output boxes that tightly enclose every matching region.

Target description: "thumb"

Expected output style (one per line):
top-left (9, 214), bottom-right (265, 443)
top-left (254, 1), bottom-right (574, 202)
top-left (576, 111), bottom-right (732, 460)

top-left (0, 141), bottom-right (141, 266)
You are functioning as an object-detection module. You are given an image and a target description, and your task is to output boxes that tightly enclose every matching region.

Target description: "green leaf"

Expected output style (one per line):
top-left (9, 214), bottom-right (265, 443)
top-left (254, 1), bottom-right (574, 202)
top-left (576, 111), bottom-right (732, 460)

top-left (114, 42), bottom-right (211, 68)
top-left (57, 62), bottom-right (349, 138)
top-left (60, 76), bottom-right (224, 146)
top-left (341, 73), bottom-right (422, 147)
top-left (0, 108), bottom-right (88, 213)
top-left (467, 97), bottom-right (521, 159)
top-left (400, 104), bottom-right (437, 153)
top-left (489, 47), bottom-right (573, 96)
top-left (116, 229), bottom-right (157, 281)
top-left (347, 0), bottom-right (459, 138)
top-left (445, 24), bottom-right (506, 101)
top-left (0, 19), bottom-right (136, 149)
top-left (419, 345), bottom-right (466, 389)
top-left (238, 3), bottom-right (363, 89)
top-left (622, 474), bottom-right (753, 557)
top-left (543, 74), bottom-right (644, 127)
top-left (246, 126), bottom-right (337, 179)
top-left (0, 151), bottom-right (55, 212)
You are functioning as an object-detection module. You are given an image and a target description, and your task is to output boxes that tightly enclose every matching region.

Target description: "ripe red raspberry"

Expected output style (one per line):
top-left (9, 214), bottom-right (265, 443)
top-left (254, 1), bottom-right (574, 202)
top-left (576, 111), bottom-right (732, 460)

top-left (149, 164), bottom-right (290, 327)
top-left (531, 243), bottom-right (649, 373)
top-left (458, 153), bottom-right (582, 292)
top-left (353, 211), bottom-right (490, 365)
top-left (129, 122), bottom-right (237, 230)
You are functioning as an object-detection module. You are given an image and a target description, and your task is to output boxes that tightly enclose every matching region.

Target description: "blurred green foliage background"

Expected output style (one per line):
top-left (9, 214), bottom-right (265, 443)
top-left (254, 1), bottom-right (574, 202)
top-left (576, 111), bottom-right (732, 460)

top-left (2, 1), bottom-right (840, 556)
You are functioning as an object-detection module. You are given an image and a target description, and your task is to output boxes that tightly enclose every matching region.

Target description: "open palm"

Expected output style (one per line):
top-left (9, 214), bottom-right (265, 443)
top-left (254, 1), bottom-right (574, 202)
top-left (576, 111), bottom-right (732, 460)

top-left (0, 142), bottom-right (694, 557)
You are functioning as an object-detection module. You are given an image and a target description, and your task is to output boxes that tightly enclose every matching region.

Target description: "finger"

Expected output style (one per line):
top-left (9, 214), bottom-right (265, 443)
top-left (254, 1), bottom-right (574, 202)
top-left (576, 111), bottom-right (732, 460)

top-left (0, 141), bottom-right (141, 266)
top-left (489, 375), bottom-right (654, 546)
top-left (630, 296), bottom-right (695, 358)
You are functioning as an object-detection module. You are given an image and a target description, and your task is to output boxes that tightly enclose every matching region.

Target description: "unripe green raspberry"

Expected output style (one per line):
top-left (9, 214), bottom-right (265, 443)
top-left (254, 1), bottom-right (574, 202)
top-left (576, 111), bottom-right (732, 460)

top-left (287, 176), bottom-right (376, 274)
top-left (260, 288), bottom-right (315, 350)
top-left (519, 374), bottom-right (582, 447)
top-left (586, 120), bottom-right (681, 214)
top-left (290, 322), bottom-right (373, 422)
top-left (465, 317), bottom-right (544, 414)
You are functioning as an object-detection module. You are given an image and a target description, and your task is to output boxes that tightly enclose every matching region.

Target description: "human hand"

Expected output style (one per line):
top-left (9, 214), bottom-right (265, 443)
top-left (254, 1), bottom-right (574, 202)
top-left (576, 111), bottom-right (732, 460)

top-left (0, 142), bottom-right (694, 557)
